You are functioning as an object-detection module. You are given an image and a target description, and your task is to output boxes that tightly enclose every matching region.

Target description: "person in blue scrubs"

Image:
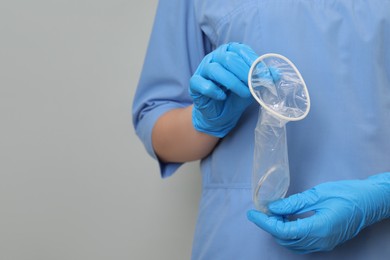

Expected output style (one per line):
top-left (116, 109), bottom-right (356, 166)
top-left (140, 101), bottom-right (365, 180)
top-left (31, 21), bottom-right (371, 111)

top-left (133, 0), bottom-right (390, 259)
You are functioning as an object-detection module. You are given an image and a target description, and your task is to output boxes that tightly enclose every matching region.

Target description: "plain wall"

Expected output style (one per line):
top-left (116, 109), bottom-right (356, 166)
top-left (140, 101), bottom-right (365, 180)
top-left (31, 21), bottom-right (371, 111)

top-left (0, 1), bottom-right (201, 259)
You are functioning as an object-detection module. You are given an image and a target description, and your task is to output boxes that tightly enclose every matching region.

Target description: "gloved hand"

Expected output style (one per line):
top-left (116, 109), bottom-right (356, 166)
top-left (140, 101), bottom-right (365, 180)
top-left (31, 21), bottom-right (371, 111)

top-left (189, 42), bottom-right (259, 137)
top-left (247, 172), bottom-right (390, 254)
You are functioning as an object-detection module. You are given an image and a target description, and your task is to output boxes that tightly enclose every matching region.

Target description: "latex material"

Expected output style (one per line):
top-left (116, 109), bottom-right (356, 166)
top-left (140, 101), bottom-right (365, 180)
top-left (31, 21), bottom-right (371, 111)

top-left (190, 42), bottom-right (258, 138)
top-left (249, 54), bottom-right (310, 213)
top-left (247, 172), bottom-right (390, 254)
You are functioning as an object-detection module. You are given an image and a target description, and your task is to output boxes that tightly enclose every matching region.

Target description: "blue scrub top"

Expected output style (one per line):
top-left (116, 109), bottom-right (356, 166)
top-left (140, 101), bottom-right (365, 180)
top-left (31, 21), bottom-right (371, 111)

top-left (133, 0), bottom-right (390, 259)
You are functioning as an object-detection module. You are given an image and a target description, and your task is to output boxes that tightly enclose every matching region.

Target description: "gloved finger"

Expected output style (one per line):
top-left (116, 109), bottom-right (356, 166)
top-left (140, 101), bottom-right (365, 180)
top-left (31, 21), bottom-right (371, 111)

top-left (226, 42), bottom-right (259, 66)
top-left (251, 61), bottom-right (276, 81)
top-left (274, 238), bottom-right (320, 255)
top-left (189, 75), bottom-right (227, 100)
top-left (227, 90), bottom-right (254, 109)
top-left (201, 62), bottom-right (251, 98)
top-left (247, 209), bottom-right (280, 234)
top-left (247, 209), bottom-right (315, 240)
top-left (275, 234), bottom-right (331, 254)
top-left (247, 210), bottom-right (302, 239)
top-left (213, 48), bottom-right (251, 85)
top-left (274, 238), bottom-right (308, 254)
top-left (268, 189), bottom-right (319, 216)
top-left (274, 230), bottom-right (316, 248)
top-left (269, 67), bottom-right (281, 82)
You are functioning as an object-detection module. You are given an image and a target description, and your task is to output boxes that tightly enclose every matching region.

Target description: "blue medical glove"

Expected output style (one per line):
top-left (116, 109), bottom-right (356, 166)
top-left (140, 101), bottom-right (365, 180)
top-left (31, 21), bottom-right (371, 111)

top-left (189, 42), bottom-right (259, 137)
top-left (247, 172), bottom-right (390, 254)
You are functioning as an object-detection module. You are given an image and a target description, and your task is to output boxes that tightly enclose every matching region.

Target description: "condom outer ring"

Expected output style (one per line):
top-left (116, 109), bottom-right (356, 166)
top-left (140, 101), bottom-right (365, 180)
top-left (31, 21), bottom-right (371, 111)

top-left (248, 53), bottom-right (311, 121)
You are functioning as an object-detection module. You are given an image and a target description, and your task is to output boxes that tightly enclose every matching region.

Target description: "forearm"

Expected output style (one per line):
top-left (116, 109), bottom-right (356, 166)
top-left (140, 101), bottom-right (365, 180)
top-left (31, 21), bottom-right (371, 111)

top-left (152, 105), bottom-right (219, 163)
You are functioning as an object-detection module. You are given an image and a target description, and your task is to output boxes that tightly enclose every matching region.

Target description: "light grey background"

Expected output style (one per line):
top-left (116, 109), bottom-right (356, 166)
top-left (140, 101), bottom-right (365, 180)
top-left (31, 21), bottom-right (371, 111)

top-left (0, 1), bottom-right (201, 259)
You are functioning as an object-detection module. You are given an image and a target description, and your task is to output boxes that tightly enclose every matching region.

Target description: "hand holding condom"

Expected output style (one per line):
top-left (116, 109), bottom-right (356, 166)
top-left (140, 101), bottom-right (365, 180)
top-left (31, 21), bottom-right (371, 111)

top-left (189, 42), bottom-right (258, 138)
top-left (247, 172), bottom-right (390, 254)
top-left (246, 56), bottom-right (390, 253)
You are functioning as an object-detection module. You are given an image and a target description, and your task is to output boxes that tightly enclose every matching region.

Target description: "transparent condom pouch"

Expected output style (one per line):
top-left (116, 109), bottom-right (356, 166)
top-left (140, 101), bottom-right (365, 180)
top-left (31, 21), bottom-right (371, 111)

top-left (248, 54), bottom-right (311, 214)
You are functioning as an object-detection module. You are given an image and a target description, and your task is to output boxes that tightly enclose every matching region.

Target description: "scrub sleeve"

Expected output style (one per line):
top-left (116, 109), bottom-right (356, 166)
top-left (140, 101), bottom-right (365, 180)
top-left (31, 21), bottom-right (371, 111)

top-left (132, 0), bottom-right (210, 177)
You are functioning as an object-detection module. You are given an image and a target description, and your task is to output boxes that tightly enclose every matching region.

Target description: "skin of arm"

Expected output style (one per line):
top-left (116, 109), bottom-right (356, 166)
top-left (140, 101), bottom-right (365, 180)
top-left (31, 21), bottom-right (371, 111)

top-left (152, 105), bottom-right (219, 163)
